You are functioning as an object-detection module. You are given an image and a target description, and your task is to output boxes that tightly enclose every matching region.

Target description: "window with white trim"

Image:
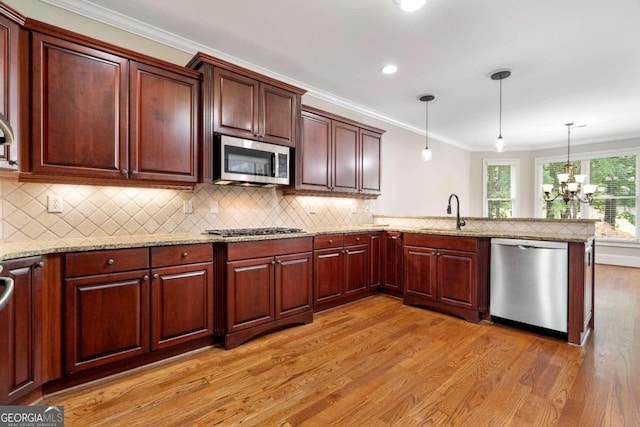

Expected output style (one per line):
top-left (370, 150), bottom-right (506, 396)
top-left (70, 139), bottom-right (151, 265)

top-left (483, 159), bottom-right (519, 218)
top-left (537, 150), bottom-right (638, 242)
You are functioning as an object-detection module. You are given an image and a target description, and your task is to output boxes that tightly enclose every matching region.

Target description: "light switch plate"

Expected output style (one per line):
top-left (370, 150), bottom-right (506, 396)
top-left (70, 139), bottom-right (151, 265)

top-left (209, 200), bottom-right (219, 214)
top-left (183, 200), bottom-right (194, 214)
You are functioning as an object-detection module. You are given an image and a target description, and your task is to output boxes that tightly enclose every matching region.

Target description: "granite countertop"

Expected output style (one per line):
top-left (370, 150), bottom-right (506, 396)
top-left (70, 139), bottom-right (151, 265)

top-left (0, 225), bottom-right (594, 262)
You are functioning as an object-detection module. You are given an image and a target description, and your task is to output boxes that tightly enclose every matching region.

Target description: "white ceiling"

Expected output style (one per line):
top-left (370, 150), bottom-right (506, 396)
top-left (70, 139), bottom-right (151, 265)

top-left (45, 0), bottom-right (640, 151)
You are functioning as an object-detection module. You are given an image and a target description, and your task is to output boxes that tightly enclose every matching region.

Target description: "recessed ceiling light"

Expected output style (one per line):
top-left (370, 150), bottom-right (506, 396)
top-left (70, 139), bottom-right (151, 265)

top-left (394, 0), bottom-right (426, 12)
top-left (381, 64), bottom-right (398, 74)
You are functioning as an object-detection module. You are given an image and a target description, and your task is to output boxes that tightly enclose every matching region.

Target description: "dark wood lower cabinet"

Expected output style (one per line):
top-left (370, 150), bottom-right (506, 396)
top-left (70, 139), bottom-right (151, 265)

top-left (222, 238), bottom-right (313, 349)
top-left (65, 270), bottom-right (151, 374)
top-left (403, 233), bottom-right (489, 322)
top-left (0, 257), bottom-right (43, 405)
top-left (382, 231), bottom-right (403, 296)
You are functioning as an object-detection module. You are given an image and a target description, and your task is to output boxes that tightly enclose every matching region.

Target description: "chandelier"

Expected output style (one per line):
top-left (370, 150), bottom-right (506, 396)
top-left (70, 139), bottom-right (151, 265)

top-left (542, 123), bottom-right (597, 204)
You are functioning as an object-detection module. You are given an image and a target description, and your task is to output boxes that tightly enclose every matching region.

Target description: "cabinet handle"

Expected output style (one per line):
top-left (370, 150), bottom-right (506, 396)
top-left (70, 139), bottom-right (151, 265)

top-left (132, 170), bottom-right (138, 175)
top-left (355, 237), bottom-right (361, 241)
top-left (107, 258), bottom-right (115, 265)
top-left (391, 235), bottom-right (398, 240)
top-left (8, 159), bottom-right (18, 166)
top-left (143, 275), bottom-right (149, 281)
top-left (35, 261), bottom-right (44, 268)
top-left (153, 273), bottom-right (159, 279)
top-left (182, 252), bottom-right (188, 258)
top-left (121, 169), bottom-right (128, 175)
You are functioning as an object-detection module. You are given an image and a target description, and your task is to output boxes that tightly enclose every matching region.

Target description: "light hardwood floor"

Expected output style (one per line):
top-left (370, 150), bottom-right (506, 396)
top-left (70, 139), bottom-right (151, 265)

top-left (43, 265), bottom-right (640, 426)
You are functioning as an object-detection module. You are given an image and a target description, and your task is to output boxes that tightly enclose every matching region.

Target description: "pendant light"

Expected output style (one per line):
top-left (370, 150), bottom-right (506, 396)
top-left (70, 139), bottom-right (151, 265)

top-left (394, 0), bottom-right (426, 12)
top-left (491, 70), bottom-right (511, 153)
top-left (419, 94), bottom-right (435, 162)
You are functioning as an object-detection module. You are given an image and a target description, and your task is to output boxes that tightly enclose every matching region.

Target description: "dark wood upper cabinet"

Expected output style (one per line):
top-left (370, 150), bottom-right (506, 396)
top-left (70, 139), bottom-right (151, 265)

top-left (286, 106), bottom-right (384, 199)
top-left (188, 53), bottom-right (305, 182)
top-left (129, 61), bottom-right (199, 183)
top-left (22, 21), bottom-right (201, 189)
top-left (31, 32), bottom-right (128, 179)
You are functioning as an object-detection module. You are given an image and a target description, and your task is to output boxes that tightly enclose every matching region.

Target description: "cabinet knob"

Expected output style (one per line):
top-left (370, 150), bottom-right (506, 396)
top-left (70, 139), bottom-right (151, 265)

top-left (121, 169), bottom-right (128, 175)
top-left (356, 237), bottom-right (360, 241)
top-left (182, 252), bottom-right (188, 258)
top-left (132, 170), bottom-right (138, 175)
top-left (35, 261), bottom-right (44, 268)
top-left (153, 273), bottom-right (159, 279)
top-left (328, 240), bottom-right (333, 244)
top-left (143, 275), bottom-right (149, 281)
top-left (271, 260), bottom-right (276, 265)
top-left (107, 258), bottom-right (115, 265)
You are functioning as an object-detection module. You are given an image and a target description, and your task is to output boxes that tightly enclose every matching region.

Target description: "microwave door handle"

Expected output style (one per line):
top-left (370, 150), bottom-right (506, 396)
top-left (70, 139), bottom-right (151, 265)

top-left (273, 154), bottom-right (278, 178)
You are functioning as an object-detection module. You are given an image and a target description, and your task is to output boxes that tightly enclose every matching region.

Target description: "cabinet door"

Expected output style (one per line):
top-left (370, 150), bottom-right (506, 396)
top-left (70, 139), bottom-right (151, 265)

top-left (226, 257), bottom-right (274, 333)
top-left (404, 246), bottom-right (437, 301)
top-left (369, 233), bottom-right (382, 288)
top-left (437, 249), bottom-right (477, 309)
top-left (31, 32), bottom-right (128, 178)
top-left (299, 110), bottom-right (332, 191)
top-left (65, 270), bottom-right (150, 374)
top-left (360, 129), bottom-right (381, 195)
top-left (0, 14), bottom-right (24, 170)
top-left (313, 248), bottom-right (343, 305)
top-left (129, 61), bottom-right (199, 183)
top-left (213, 68), bottom-right (259, 139)
top-left (260, 83), bottom-right (296, 147)
top-left (151, 262), bottom-right (213, 350)
top-left (383, 232), bottom-right (403, 292)
top-left (275, 252), bottom-right (312, 318)
top-left (344, 244), bottom-right (369, 295)
top-left (0, 257), bottom-right (42, 405)
top-left (332, 120), bottom-right (359, 193)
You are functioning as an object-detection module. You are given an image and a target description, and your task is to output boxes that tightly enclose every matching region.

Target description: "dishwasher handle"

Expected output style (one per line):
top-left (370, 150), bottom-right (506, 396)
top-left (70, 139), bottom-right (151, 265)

top-left (0, 277), bottom-right (14, 313)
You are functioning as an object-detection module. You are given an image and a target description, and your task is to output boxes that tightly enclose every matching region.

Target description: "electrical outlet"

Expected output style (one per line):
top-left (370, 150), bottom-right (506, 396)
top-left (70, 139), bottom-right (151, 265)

top-left (47, 195), bottom-right (63, 213)
top-left (183, 200), bottom-right (193, 214)
top-left (209, 200), bottom-right (219, 214)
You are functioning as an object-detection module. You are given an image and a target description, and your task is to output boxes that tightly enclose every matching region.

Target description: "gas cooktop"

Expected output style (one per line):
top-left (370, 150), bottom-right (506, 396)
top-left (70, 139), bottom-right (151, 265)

top-left (204, 227), bottom-right (305, 238)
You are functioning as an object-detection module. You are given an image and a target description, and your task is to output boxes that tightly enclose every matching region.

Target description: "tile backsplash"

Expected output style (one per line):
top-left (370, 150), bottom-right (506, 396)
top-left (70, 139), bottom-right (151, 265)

top-left (0, 182), bottom-right (374, 242)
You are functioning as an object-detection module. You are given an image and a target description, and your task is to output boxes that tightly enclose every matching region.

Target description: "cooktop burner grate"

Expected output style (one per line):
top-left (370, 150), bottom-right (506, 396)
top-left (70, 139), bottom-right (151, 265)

top-left (204, 227), bottom-right (304, 237)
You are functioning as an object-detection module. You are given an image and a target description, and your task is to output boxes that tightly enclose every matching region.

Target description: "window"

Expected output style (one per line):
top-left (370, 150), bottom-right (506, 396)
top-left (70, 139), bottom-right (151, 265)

top-left (537, 151), bottom-right (638, 242)
top-left (483, 160), bottom-right (519, 218)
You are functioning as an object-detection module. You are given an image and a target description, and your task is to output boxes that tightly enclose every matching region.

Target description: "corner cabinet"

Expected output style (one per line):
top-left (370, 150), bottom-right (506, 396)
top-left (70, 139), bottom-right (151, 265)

top-left (403, 233), bottom-right (490, 322)
top-left (0, 256), bottom-right (44, 405)
top-left (28, 25), bottom-right (200, 188)
top-left (284, 106), bottom-right (384, 198)
top-left (221, 238), bottom-right (313, 349)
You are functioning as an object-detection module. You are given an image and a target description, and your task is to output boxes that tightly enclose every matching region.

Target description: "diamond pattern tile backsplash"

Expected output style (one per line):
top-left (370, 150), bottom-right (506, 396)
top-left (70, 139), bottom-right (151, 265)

top-left (0, 182), bottom-right (374, 242)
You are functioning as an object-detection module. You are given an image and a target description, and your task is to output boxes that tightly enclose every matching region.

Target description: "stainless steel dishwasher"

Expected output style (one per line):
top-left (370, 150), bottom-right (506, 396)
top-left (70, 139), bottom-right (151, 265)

top-left (490, 238), bottom-right (568, 333)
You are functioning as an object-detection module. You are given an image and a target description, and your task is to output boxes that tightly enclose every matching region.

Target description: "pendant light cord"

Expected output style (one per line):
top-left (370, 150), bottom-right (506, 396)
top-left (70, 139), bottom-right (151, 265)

top-left (425, 101), bottom-right (429, 149)
top-left (498, 77), bottom-right (503, 137)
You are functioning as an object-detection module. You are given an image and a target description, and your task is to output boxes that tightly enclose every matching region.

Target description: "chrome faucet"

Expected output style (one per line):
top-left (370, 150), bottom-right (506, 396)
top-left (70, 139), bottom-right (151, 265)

top-left (447, 193), bottom-right (466, 230)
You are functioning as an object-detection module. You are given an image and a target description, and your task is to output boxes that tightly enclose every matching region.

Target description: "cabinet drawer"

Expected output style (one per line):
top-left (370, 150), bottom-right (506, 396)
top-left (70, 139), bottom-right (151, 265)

top-left (65, 248), bottom-right (149, 277)
top-left (314, 234), bottom-right (344, 250)
top-left (151, 243), bottom-right (213, 268)
top-left (344, 233), bottom-right (368, 247)
top-left (227, 237), bottom-right (313, 261)
top-left (403, 233), bottom-right (478, 252)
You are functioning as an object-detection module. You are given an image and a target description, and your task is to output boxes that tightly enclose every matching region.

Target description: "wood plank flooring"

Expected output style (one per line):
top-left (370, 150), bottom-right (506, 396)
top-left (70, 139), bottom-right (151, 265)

top-left (43, 264), bottom-right (640, 426)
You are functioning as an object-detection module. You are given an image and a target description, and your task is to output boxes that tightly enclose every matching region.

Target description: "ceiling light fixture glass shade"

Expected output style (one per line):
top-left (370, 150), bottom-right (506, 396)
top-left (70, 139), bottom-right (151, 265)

top-left (491, 70), bottom-right (511, 153)
top-left (419, 94), bottom-right (435, 162)
top-left (542, 123), bottom-right (596, 204)
top-left (381, 64), bottom-right (397, 74)
top-left (394, 0), bottom-right (426, 12)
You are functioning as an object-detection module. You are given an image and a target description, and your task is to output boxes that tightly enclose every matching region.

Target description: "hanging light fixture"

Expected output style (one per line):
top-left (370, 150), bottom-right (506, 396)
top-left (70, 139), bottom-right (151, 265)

top-left (542, 123), bottom-right (597, 204)
top-left (490, 70), bottom-right (511, 153)
top-left (419, 94), bottom-right (435, 162)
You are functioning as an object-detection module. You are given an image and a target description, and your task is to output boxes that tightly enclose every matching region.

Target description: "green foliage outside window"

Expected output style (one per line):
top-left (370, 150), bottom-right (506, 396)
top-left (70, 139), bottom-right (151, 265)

top-left (486, 164), bottom-right (513, 218)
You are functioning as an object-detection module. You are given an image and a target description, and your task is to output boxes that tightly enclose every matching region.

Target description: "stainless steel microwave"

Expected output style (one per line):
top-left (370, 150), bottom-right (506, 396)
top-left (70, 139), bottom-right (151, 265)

top-left (213, 135), bottom-right (290, 186)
